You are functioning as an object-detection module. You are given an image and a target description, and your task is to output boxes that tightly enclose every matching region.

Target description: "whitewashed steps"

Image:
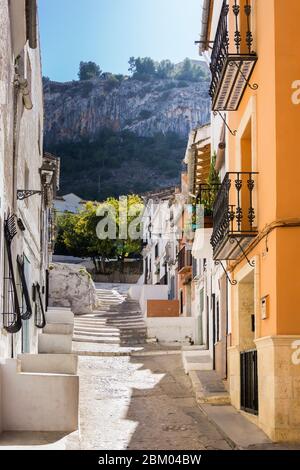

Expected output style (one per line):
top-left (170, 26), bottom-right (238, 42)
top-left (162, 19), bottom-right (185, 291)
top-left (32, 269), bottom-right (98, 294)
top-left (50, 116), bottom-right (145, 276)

top-left (73, 287), bottom-right (147, 351)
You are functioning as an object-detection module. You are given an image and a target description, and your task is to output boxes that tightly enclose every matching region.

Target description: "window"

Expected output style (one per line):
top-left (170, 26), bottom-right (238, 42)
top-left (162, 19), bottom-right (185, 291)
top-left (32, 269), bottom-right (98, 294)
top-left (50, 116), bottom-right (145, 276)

top-left (180, 290), bottom-right (184, 315)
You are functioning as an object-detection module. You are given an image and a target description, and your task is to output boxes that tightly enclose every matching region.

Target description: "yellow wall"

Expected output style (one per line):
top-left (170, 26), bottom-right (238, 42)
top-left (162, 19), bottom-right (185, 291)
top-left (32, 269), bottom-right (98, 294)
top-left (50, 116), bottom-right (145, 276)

top-left (228, 0), bottom-right (300, 340)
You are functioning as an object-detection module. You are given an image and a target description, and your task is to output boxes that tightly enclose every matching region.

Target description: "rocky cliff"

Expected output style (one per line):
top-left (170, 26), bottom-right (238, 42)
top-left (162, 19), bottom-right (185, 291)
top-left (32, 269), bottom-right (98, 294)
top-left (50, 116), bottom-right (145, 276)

top-left (43, 74), bottom-right (211, 200)
top-left (44, 76), bottom-right (210, 144)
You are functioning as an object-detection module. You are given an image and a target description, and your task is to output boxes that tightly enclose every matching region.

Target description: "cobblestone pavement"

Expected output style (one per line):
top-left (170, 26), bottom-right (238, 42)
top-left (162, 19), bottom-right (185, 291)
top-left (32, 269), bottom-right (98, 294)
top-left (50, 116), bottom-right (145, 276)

top-left (78, 353), bottom-right (232, 450)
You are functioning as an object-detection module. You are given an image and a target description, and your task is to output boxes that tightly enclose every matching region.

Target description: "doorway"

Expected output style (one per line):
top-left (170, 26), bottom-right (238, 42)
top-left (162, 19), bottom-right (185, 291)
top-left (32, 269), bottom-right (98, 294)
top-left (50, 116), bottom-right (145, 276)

top-left (238, 270), bottom-right (258, 415)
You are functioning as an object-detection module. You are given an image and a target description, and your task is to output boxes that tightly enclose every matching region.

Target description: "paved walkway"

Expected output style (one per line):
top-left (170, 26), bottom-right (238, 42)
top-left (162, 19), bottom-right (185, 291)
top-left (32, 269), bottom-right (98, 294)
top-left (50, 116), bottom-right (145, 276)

top-left (78, 353), bottom-right (232, 450)
top-left (1, 284), bottom-right (299, 450)
top-left (74, 285), bottom-right (231, 450)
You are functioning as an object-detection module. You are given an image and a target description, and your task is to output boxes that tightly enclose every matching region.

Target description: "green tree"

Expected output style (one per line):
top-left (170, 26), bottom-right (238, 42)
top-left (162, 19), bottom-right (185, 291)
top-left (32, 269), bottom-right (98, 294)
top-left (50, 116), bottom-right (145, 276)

top-left (156, 60), bottom-right (175, 79)
top-left (175, 58), bottom-right (208, 82)
top-left (55, 196), bottom-right (144, 274)
top-left (207, 153), bottom-right (220, 186)
top-left (176, 58), bottom-right (193, 80)
top-left (78, 61), bottom-right (102, 81)
top-left (128, 57), bottom-right (156, 79)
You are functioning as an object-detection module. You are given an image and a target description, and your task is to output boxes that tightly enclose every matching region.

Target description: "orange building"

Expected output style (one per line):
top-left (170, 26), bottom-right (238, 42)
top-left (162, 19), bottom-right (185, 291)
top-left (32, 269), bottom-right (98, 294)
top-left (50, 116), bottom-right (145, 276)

top-left (200, 0), bottom-right (300, 441)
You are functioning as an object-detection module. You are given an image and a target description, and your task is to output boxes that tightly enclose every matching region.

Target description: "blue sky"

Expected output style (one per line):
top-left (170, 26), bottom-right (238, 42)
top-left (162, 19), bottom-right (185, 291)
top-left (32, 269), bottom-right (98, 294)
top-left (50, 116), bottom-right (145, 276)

top-left (38, 0), bottom-right (203, 82)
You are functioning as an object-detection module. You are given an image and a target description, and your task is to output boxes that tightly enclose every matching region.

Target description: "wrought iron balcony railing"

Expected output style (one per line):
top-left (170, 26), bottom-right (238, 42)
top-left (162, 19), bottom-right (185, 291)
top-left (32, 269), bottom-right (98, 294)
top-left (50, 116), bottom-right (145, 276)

top-left (210, 0), bottom-right (258, 111)
top-left (178, 247), bottom-right (193, 273)
top-left (211, 172), bottom-right (258, 260)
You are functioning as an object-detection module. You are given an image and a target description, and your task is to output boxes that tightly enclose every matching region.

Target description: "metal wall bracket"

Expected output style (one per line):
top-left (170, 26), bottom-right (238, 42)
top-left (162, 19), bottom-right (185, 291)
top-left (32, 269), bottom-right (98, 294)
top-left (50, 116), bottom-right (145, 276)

top-left (17, 190), bottom-right (42, 201)
top-left (194, 40), bottom-right (215, 50)
top-left (234, 238), bottom-right (255, 267)
top-left (229, 61), bottom-right (259, 91)
top-left (213, 111), bottom-right (237, 136)
top-left (215, 261), bottom-right (237, 286)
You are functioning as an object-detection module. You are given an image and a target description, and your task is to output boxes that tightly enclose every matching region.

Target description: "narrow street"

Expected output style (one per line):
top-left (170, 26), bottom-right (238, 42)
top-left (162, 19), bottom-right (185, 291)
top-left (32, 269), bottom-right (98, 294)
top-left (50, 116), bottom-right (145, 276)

top-left (74, 285), bottom-right (231, 450)
top-left (0, 285), bottom-right (297, 451)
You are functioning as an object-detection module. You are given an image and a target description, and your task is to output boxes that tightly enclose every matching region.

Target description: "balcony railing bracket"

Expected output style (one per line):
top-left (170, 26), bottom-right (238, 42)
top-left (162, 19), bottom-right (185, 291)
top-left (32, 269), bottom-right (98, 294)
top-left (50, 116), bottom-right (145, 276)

top-left (232, 238), bottom-right (255, 268)
top-left (213, 111), bottom-right (237, 136)
top-left (228, 61), bottom-right (259, 91)
top-left (215, 261), bottom-right (237, 286)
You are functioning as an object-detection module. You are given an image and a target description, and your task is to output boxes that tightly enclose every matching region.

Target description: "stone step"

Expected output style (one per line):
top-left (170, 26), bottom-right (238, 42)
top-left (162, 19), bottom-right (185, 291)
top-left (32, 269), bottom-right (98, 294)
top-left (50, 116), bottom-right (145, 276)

top-left (73, 288), bottom-right (146, 348)
top-left (76, 315), bottom-right (143, 320)
top-left (44, 323), bottom-right (74, 335)
top-left (74, 320), bottom-right (145, 327)
top-left (74, 330), bottom-right (120, 338)
top-left (189, 370), bottom-right (231, 405)
top-left (73, 335), bottom-right (120, 344)
top-left (38, 333), bottom-right (73, 354)
top-left (182, 353), bottom-right (213, 373)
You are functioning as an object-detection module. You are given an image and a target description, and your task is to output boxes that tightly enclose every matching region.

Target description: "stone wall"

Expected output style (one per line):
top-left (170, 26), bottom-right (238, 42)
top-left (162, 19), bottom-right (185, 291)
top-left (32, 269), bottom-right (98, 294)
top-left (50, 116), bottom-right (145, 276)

top-left (255, 336), bottom-right (300, 442)
top-left (49, 263), bottom-right (97, 314)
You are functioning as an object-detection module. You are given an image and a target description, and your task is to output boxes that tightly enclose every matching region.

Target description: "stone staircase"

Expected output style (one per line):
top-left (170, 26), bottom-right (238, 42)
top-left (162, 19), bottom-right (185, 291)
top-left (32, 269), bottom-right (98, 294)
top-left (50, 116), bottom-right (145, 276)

top-left (73, 286), bottom-right (147, 354)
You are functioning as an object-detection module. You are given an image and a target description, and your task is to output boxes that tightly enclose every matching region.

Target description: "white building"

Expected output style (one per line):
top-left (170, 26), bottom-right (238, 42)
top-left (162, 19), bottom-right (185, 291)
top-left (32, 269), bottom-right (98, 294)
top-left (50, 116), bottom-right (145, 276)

top-left (0, 1), bottom-right (79, 435)
top-left (54, 193), bottom-right (84, 215)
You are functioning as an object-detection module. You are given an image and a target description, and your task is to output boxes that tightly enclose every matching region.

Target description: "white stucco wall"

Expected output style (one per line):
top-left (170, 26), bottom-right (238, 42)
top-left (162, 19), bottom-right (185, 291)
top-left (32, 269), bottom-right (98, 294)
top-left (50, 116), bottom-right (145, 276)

top-left (146, 317), bottom-right (196, 343)
top-left (18, 353), bottom-right (78, 375)
top-left (0, 0), bottom-right (46, 361)
top-left (54, 193), bottom-right (83, 214)
top-left (128, 284), bottom-right (142, 301)
top-left (0, 358), bottom-right (79, 432)
top-left (139, 285), bottom-right (169, 317)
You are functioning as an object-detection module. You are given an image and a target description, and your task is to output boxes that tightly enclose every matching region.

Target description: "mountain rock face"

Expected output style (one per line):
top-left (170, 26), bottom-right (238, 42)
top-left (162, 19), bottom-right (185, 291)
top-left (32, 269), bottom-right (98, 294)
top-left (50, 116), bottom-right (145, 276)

top-left (43, 76), bottom-right (211, 145)
top-left (43, 74), bottom-right (211, 200)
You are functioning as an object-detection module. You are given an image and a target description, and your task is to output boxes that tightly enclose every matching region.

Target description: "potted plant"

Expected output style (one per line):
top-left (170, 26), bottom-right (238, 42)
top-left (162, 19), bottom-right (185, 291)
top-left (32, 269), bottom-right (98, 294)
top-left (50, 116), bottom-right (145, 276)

top-left (197, 153), bottom-right (221, 228)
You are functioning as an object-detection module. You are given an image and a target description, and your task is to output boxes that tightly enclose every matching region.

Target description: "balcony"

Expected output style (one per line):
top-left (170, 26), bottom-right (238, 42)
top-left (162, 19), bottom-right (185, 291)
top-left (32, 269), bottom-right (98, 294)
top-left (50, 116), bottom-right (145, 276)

top-left (210, 0), bottom-right (258, 111)
top-left (211, 172), bottom-right (258, 260)
top-left (178, 247), bottom-right (192, 274)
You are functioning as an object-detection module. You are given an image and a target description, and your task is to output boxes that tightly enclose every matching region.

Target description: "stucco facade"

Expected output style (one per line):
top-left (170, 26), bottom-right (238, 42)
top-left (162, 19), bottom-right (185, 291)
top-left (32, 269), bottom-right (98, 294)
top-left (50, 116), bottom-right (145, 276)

top-left (0, 0), bottom-right (46, 359)
top-left (0, 1), bottom-right (79, 435)
top-left (200, 0), bottom-right (300, 441)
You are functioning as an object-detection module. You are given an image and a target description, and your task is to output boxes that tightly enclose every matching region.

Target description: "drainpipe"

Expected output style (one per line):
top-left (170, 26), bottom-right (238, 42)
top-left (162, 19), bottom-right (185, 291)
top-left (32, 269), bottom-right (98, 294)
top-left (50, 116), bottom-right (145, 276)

top-left (198, 0), bottom-right (212, 53)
